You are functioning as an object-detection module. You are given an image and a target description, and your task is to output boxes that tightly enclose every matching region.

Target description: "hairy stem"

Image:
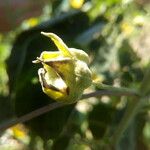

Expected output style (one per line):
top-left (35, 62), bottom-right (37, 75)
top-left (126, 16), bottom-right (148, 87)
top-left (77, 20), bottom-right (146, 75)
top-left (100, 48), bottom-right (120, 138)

top-left (83, 84), bottom-right (139, 99)
top-left (0, 86), bottom-right (139, 132)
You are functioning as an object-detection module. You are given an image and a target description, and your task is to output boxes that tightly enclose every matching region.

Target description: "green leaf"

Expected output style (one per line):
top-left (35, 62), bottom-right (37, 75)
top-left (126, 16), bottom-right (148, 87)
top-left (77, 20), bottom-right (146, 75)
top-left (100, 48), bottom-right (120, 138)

top-left (88, 103), bottom-right (116, 139)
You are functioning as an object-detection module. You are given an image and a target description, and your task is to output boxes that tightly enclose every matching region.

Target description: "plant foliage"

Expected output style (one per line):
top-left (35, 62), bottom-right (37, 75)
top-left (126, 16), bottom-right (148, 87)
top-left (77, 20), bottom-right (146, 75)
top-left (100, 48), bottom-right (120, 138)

top-left (0, 0), bottom-right (150, 149)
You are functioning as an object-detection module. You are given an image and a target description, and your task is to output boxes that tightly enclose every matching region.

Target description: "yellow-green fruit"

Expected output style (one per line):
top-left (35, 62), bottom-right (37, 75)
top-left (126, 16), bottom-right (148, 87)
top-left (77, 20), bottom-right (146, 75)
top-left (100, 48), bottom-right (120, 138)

top-left (32, 32), bottom-right (92, 104)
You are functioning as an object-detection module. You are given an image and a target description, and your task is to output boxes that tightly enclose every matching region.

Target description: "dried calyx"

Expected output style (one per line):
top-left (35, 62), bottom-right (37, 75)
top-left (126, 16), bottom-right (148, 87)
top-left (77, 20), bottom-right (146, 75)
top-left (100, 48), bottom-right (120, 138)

top-left (32, 32), bottom-right (92, 104)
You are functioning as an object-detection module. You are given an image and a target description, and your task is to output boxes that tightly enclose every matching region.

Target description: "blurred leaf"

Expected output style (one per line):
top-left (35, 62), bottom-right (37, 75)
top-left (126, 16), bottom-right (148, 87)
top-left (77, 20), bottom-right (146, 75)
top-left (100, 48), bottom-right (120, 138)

top-left (75, 22), bottom-right (105, 46)
top-left (0, 96), bottom-right (13, 123)
top-left (52, 135), bottom-right (70, 150)
top-left (88, 103), bottom-right (116, 139)
top-left (140, 65), bottom-right (150, 97)
top-left (118, 40), bottom-right (140, 68)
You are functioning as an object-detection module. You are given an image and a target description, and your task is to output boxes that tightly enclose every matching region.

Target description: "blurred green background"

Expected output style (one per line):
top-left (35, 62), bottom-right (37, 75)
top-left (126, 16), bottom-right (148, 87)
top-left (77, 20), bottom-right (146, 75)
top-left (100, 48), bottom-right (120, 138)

top-left (0, 0), bottom-right (150, 149)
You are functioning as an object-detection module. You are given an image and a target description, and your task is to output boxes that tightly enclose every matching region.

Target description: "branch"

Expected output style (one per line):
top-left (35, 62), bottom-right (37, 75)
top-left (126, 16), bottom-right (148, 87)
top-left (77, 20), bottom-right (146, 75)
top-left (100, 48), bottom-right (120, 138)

top-left (0, 87), bottom-right (138, 132)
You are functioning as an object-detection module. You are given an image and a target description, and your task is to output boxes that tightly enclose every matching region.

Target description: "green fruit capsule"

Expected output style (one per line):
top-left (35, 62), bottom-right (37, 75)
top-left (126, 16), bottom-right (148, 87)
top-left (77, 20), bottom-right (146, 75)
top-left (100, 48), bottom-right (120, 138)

top-left (32, 32), bottom-right (92, 104)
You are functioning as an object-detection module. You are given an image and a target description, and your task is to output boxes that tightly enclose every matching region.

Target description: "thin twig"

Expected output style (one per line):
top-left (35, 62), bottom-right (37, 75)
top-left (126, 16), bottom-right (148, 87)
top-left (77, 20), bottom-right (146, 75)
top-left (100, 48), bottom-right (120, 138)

top-left (0, 88), bottom-right (138, 132)
top-left (0, 102), bottom-right (65, 132)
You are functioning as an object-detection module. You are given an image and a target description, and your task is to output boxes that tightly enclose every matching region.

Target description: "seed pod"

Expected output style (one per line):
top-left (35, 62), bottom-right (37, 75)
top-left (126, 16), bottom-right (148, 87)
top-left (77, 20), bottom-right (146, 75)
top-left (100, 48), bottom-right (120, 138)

top-left (33, 32), bottom-right (92, 104)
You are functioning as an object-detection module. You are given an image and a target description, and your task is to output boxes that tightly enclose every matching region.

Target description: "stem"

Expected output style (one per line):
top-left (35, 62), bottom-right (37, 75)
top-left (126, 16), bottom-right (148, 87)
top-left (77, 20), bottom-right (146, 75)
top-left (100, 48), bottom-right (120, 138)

top-left (0, 86), bottom-right (138, 132)
top-left (82, 86), bottom-right (139, 99)
top-left (94, 83), bottom-right (139, 97)
top-left (0, 102), bottom-right (65, 132)
top-left (109, 65), bottom-right (150, 148)
top-left (109, 97), bottom-right (141, 148)
top-left (109, 96), bottom-right (150, 149)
